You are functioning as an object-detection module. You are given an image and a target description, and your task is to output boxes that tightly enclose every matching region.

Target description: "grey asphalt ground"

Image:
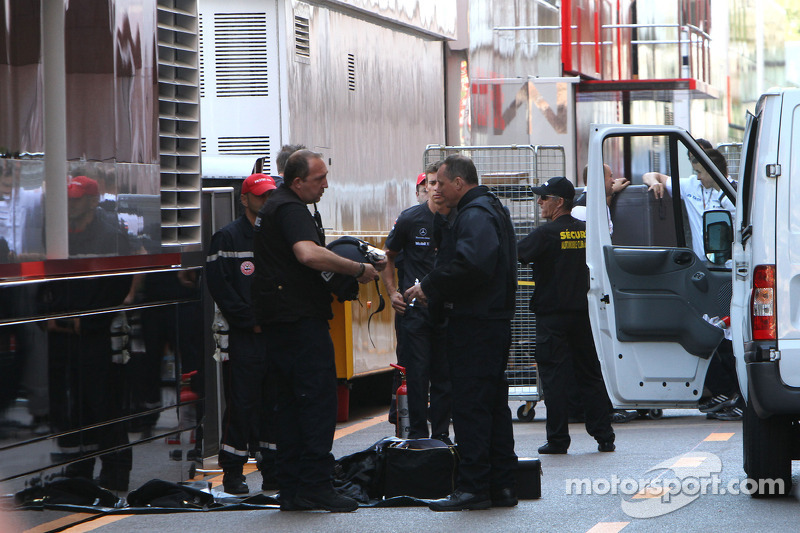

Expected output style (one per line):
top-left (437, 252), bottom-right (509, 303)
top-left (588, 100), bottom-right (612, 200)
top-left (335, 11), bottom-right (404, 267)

top-left (6, 401), bottom-right (800, 532)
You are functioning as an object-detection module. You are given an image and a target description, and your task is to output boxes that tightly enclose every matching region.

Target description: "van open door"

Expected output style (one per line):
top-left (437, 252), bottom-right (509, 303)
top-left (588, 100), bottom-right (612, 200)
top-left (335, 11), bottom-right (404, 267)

top-left (585, 125), bottom-right (737, 408)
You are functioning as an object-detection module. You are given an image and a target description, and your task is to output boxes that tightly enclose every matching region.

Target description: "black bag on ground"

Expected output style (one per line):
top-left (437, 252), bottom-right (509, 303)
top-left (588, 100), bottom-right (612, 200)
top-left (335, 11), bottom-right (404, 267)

top-left (383, 438), bottom-right (458, 499)
top-left (127, 479), bottom-right (214, 508)
top-left (15, 477), bottom-right (121, 508)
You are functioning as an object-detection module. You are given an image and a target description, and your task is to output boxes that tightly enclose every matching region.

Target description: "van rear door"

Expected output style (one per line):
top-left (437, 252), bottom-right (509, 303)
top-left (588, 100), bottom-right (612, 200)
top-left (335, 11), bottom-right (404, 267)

top-left (586, 125), bottom-right (736, 408)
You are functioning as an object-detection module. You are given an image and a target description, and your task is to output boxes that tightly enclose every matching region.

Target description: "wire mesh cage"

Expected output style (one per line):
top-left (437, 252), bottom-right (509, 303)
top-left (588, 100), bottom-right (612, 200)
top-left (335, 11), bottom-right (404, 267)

top-left (716, 143), bottom-right (742, 182)
top-left (423, 145), bottom-right (566, 419)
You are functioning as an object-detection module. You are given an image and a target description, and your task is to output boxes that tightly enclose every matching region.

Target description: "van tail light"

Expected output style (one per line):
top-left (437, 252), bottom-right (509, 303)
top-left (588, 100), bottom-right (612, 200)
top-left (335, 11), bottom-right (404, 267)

top-left (752, 264), bottom-right (776, 340)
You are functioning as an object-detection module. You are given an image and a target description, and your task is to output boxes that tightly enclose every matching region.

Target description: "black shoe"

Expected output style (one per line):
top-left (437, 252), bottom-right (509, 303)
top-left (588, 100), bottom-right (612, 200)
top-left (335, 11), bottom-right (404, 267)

top-left (222, 470), bottom-right (249, 495)
top-left (491, 487), bottom-right (518, 507)
top-left (294, 487), bottom-right (359, 512)
top-left (538, 442), bottom-right (568, 454)
top-left (277, 492), bottom-right (312, 511)
top-left (611, 410), bottom-right (637, 423)
top-left (431, 434), bottom-right (454, 446)
top-left (708, 406), bottom-right (743, 421)
top-left (597, 440), bottom-right (616, 452)
top-left (698, 394), bottom-right (737, 413)
top-left (428, 489), bottom-right (491, 511)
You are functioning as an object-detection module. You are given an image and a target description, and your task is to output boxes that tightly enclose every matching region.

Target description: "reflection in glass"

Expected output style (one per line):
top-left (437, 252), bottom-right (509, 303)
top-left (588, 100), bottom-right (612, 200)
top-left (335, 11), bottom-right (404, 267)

top-left (0, 159), bottom-right (44, 262)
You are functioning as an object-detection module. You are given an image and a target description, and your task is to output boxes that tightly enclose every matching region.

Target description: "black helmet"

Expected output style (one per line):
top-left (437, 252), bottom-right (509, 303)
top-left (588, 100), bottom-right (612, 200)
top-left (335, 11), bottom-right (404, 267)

top-left (323, 236), bottom-right (378, 302)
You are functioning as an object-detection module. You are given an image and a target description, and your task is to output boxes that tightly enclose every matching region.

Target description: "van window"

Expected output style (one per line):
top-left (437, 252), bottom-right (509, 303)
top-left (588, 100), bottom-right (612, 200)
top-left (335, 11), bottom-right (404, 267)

top-left (603, 134), bottom-right (733, 263)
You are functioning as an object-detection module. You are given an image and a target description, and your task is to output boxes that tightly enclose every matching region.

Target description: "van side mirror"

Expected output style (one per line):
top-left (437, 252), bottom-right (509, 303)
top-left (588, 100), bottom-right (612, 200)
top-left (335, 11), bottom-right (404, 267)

top-left (703, 209), bottom-right (733, 265)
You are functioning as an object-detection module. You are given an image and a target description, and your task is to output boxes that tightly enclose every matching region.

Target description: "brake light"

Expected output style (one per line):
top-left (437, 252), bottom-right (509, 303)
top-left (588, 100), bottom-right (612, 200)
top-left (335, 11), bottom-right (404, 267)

top-left (752, 264), bottom-right (776, 340)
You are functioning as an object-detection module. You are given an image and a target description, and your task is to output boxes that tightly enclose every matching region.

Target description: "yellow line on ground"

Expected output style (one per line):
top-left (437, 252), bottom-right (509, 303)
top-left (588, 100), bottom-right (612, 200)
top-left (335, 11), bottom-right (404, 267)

top-left (61, 515), bottom-right (132, 532)
top-left (704, 432), bottom-right (735, 442)
top-left (23, 513), bottom-right (96, 533)
top-left (586, 522), bottom-right (629, 533)
top-left (334, 416), bottom-right (387, 440)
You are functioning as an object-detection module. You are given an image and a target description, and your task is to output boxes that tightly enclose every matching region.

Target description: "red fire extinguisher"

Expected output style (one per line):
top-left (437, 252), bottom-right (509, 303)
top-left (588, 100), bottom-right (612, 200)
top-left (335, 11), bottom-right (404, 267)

top-left (390, 363), bottom-right (410, 439)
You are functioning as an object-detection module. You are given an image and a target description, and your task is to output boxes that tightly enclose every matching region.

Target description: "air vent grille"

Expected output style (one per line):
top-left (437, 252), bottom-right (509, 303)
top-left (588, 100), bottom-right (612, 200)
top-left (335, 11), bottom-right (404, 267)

top-left (214, 13), bottom-right (268, 97)
top-left (295, 15), bottom-right (310, 63)
top-left (218, 136), bottom-right (270, 156)
top-left (347, 53), bottom-right (356, 91)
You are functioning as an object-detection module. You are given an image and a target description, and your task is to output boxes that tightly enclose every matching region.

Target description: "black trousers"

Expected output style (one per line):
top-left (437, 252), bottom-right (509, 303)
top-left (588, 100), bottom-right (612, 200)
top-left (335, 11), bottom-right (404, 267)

top-left (536, 312), bottom-right (614, 449)
top-left (446, 317), bottom-right (517, 494)
top-left (704, 340), bottom-right (741, 396)
top-left (264, 318), bottom-right (338, 496)
top-left (398, 306), bottom-right (451, 439)
top-left (219, 327), bottom-right (276, 470)
top-left (49, 330), bottom-right (131, 477)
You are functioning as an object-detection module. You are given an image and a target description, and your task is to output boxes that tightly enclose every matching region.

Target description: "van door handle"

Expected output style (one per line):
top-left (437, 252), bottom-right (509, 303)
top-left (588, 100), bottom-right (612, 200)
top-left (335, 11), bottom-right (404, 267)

top-left (674, 251), bottom-right (693, 265)
top-left (691, 271), bottom-right (709, 292)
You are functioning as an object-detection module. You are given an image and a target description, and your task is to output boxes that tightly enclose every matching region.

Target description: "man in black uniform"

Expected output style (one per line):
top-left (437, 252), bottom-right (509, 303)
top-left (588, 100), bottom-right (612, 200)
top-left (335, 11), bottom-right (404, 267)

top-left (405, 154), bottom-right (518, 511)
top-left (252, 149), bottom-right (382, 512)
top-left (517, 176), bottom-right (615, 454)
top-left (381, 163), bottom-right (451, 441)
top-left (206, 173), bottom-right (277, 494)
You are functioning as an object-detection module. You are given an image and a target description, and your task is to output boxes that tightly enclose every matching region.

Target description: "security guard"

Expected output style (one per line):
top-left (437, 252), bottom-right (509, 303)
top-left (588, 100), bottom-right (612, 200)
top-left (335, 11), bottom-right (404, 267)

top-left (206, 173), bottom-right (277, 494)
top-left (381, 163), bottom-right (452, 441)
top-left (517, 176), bottom-right (615, 454)
top-left (405, 154), bottom-right (518, 511)
top-left (252, 149), bottom-right (382, 512)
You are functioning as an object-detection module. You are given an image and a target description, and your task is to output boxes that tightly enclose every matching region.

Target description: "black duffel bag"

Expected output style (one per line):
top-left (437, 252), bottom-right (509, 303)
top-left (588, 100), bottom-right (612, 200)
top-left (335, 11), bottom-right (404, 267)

top-left (382, 438), bottom-right (458, 500)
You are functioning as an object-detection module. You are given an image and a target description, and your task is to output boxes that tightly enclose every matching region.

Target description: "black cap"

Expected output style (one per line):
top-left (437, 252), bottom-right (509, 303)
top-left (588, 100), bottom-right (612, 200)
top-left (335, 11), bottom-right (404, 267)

top-left (531, 176), bottom-right (575, 201)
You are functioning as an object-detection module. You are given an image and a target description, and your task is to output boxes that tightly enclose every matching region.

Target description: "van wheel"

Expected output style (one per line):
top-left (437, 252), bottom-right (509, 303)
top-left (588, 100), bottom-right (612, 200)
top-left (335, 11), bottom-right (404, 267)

top-left (742, 397), bottom-right (792, 497)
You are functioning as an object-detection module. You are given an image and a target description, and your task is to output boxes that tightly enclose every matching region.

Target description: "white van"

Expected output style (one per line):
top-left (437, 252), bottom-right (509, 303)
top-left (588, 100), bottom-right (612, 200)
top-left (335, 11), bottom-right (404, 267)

top-left (585, 93), bottom-right (797, 497)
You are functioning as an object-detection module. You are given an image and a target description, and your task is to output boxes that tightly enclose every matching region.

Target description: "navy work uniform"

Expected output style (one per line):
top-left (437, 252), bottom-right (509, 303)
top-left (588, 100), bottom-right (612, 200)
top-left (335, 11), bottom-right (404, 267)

top-left (252, 185), bottom-right (339, 505)
top-left (206, 214), bottom-right (276, 487)
top-left (385, 203), bottom-right (451, 439)
top-left (518, 213), bottom-right (615, 452)
top-left (421, 185), bottom-right (519, 498)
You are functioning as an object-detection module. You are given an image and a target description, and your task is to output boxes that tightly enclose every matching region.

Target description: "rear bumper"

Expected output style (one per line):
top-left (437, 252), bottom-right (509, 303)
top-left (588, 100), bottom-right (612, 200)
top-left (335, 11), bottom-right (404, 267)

top-left (746, 342), bottom-right (800, 417)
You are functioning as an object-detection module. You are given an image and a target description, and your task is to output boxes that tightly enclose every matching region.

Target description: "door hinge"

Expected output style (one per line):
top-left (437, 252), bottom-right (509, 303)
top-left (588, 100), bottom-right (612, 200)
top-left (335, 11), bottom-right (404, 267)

top-left (600, 294), bottom-right (610, 304)
top-left (766, 164), bottom-right (781, 178)
top-left (770, 349), bottom-right (781, 362)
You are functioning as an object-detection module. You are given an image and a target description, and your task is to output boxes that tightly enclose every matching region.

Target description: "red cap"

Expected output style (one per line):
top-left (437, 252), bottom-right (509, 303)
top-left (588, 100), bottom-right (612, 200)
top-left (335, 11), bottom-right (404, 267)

top-left (416, 173), bottom-right (427, 186)
top-left (67, 175), bottom-right (99, 198)
top-left (242, 173), bottom-right (277, 195)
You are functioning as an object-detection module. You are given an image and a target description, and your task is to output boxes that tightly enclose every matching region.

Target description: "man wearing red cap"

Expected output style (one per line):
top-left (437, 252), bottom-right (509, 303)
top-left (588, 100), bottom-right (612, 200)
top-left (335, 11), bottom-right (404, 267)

top-left (205, 173), bottom-right (278, 494)
top-left (416, 172), bottom-right (430, 204)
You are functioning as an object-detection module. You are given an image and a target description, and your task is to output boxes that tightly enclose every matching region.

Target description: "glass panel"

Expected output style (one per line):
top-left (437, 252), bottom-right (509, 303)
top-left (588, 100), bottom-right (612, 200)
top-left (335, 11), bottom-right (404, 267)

top-left (0, 1), bottom-right (44, 156)
top-left (0, 287), bottom-right (203, 491)
top-left (0, 159), bottom-right (45, 261)
top-left (603, 134), bottom-right (679, 248)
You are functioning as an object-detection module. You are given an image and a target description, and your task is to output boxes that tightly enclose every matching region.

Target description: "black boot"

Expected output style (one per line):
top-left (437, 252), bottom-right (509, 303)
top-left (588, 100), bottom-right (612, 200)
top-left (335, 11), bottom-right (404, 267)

top-left (222, 467), bottom-right (249, 495)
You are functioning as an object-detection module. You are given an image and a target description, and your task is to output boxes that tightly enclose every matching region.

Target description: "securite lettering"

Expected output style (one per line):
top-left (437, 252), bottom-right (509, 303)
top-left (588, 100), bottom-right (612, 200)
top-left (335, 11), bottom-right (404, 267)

top-left (559, 230), bottom-right (586, 240)
top-left (561, 240), bottom-right (586, 249)
top-left (560, 229), bottom-right (586, 250)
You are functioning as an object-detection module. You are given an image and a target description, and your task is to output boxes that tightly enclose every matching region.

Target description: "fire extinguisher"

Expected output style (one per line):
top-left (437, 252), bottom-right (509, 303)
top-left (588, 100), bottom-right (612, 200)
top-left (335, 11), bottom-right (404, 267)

top-left (390, 363), bottom-right (410, 439)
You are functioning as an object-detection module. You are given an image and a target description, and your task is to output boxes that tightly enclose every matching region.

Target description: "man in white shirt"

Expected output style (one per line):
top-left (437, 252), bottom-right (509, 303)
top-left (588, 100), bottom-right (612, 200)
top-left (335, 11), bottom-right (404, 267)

top-left (643, 148), bottom-right (734, 260)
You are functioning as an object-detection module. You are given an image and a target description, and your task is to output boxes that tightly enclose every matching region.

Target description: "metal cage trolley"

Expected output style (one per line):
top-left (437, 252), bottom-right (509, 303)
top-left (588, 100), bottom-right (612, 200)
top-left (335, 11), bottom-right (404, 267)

top-left (423, 144), bottom-right (566, 421)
